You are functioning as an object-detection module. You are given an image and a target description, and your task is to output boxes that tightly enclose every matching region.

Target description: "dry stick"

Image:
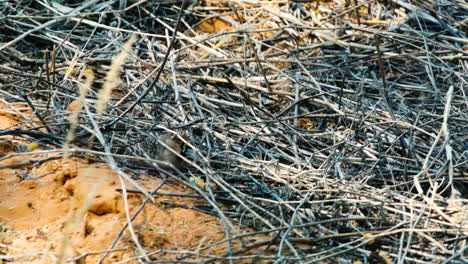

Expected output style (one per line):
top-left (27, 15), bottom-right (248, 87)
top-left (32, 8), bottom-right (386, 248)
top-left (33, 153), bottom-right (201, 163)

top-left (52, 16), bottom-right (83, 56)
top-left (104, 0), bottom-right (188, 130)
top-left (353, 0), bottom-right (361, 25)
top-left (374, 34), bottom-right (395, 120)
top-left (50, 48), bottom-right (56, 86)
top-left (169, 41), bottom-right (189, 122)
top-left (276, 192), bottom-right (311, 261)
top-left (120, 189), bottom-right (236, 203)
top-left (440, 246), bottom-right (468, 264)
top-left (293, 72), bottom-right (301, 170)
top-left (0, 155), bottom-right (61, 169)
top-left (401, 188), bottom-right (430, 264)
top-left (441, 89), bottom-right (455, 196)
top-left (0, 129), bottom-right (62, 143)
top-left (119, 176), bottom-right (151, 262)
top-left (414, 14), bottom-right (440, 101)
top-left (67, 248), bottom-right (127, 263)
top-left (414, 85), bottom-right (454, 195)
top-left (43, 48), bottom-right (52, 113)
top-left (44, 49), bottom-right (50, 93)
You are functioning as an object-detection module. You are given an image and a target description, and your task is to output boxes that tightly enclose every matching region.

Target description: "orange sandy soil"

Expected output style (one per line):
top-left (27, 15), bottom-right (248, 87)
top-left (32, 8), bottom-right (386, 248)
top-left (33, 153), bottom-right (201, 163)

top-left (0, 101), bottom-right (263, 263)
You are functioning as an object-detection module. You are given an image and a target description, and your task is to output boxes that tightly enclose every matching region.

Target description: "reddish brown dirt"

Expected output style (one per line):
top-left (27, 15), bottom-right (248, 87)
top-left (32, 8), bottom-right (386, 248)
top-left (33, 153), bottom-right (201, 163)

top-left (0, 102), bottom-right (258, 263)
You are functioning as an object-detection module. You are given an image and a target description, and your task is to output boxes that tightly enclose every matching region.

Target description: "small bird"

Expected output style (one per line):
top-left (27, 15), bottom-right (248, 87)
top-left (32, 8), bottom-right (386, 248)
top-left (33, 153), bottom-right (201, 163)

top-left (152, 133), bottom-right (184, 170)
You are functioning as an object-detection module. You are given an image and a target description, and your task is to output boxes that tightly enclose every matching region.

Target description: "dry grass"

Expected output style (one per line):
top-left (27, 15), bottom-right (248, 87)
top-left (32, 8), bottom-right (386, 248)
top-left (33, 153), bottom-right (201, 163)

top-left (0, 0), bottom-right (467, 263)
